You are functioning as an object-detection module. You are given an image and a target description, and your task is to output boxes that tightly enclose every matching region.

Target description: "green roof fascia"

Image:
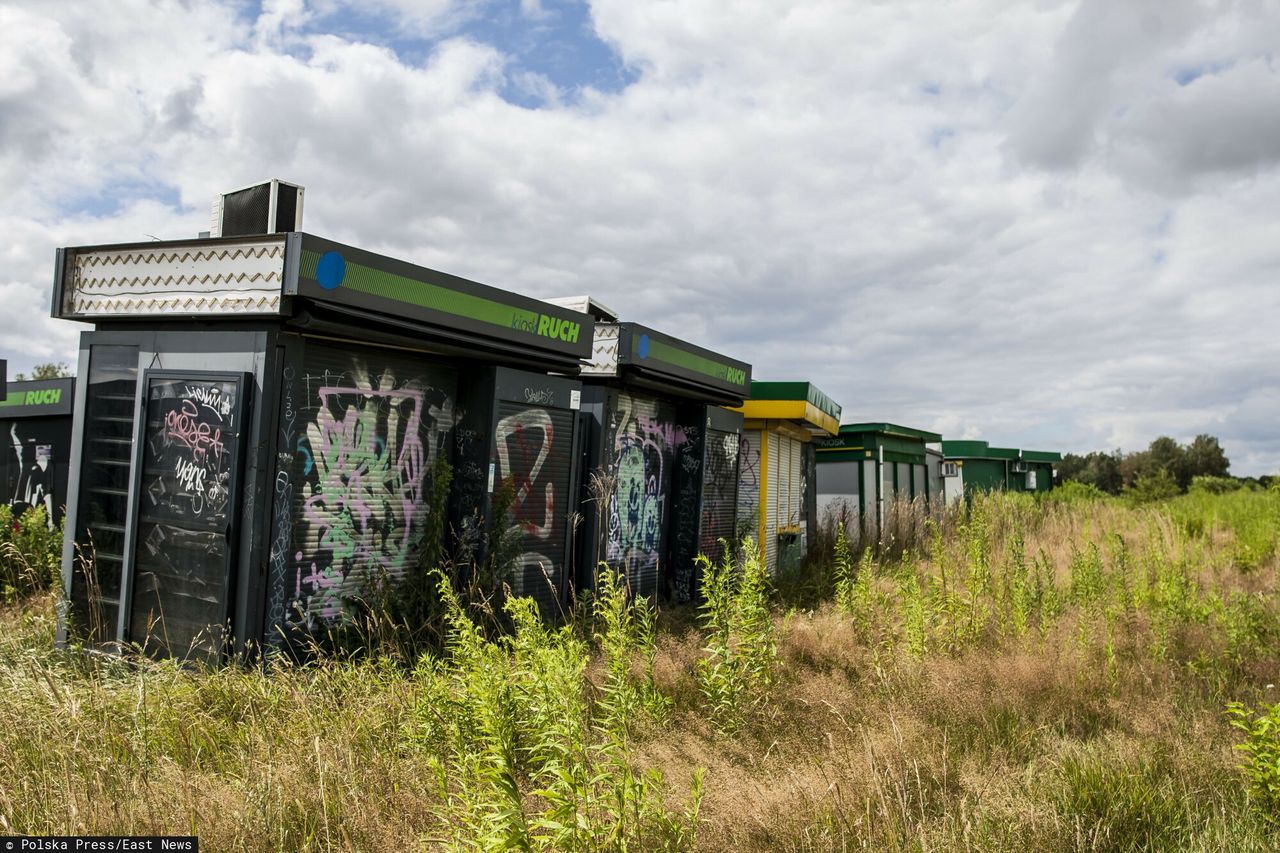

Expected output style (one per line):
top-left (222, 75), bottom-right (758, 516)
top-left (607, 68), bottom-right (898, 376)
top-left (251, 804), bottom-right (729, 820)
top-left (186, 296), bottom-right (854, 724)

top-left (295, 234), bottom-right (593, 362)
top-left (0, 378), bottom-right (75, 418)
top-left (1021, 450), bottom-right (1062, 463)
top-left (814, 448), bottom-right (870, 464)
top-left (941, 440), bottom-right (989, 457)
top-left (749, 381), bottom-right (842, 421)
top-left (619, 323), bottom-right (751, 399)
top-left (985, 446), bottom-right (1022, 460)
top-left (839, 422), bottom-right (941, 442)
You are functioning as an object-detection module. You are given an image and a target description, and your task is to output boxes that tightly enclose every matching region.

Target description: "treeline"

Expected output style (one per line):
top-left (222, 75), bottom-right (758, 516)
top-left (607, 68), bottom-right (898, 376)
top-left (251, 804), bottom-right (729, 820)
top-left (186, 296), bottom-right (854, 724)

top-left (1058, 434), bottom-right (1274, 498)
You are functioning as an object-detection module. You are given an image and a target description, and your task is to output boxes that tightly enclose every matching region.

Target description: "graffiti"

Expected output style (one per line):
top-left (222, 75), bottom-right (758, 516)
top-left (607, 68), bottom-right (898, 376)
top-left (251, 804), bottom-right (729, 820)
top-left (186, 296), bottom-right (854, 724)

top-left (266, 365), bottom-right (296, 641)
top-left (143, 381), bottom-right (238, 524)
top-left (494, 407), bottom-right (562, 605)
top-left (737, 433), bottom-right (761, 539)
top-left (671, 424), bottom-right (702, 602)
top-left (129, 377), bottom-right (243, 660)
top-left (5, 423), bottom-right (57, 529)
top-left (605, 393), bottom-right (680, 596)
top-left (299, 381), bottom-right (425, 619)
top-left (174, 457), bottom-right (206, 503)
top-left (522, 387), bottom-right (555, 406)
top-left (700, 431), bottom-right (739, 563)
top-left (164, 399), bottom-right (226, 464)
top-left (184, 383), bottom-right (234, 418)
top-left (739, 435), bottom-right (760, 489)
top-left (290, 358), bottom-right (453, 626)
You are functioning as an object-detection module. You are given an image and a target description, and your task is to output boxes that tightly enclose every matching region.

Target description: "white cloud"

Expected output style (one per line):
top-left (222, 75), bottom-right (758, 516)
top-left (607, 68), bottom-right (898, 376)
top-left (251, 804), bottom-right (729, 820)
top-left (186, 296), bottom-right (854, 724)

top-left (1, 0), bottom-right (1278, 473)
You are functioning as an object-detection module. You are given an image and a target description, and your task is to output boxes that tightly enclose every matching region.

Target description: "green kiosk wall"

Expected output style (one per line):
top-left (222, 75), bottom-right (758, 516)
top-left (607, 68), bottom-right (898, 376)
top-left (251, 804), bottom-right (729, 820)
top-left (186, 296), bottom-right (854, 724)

top-left (814, 422), bottom-right (942, 536)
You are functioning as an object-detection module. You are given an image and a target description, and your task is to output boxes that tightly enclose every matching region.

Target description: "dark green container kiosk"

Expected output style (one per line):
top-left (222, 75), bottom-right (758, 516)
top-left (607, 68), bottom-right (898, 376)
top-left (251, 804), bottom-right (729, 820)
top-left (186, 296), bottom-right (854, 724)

top-left (572, 314), bottom-right (750, 602)
top-left (1, 377), bottom-right (76, 528)
top-left (52, 229), bottom-right (594, 661)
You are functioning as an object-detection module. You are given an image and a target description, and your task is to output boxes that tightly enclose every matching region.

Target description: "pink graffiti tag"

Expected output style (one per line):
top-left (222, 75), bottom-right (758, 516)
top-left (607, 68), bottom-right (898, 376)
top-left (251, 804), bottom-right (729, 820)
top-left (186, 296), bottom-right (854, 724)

top-left (164, 399), bottom-right (225, 463)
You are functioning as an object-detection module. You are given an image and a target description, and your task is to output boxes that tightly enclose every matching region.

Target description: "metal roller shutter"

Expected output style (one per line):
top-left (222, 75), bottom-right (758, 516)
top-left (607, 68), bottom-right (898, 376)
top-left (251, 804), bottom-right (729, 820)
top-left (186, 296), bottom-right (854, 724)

top-left (737, 429), bottom-right (763, 546)
top-left (493, 399), bottom-right (575, 617)
top-left (605, 391), bottom-right (676, 598)
top-left (766, 431), bottom-right (781, 570)
top-left (700, 429), bottom-right (739, 569)
top-left (670, 422), bottom-right (703, 603)
top-left (277, 341), bottom-right (458, 631)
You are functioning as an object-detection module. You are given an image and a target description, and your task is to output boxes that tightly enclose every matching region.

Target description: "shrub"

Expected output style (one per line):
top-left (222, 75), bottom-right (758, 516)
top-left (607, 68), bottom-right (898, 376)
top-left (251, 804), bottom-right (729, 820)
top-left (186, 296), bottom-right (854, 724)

top-left (1190, 476), bottom-right (1242, 495)
top-left (1226, 700), bottom-right (1280, 825)
top-left (1126, 470), bottom-right (1181, 504)
top-left (695, 538), bottom-right (777, 734)
top-left (0, 506), bottom-right (62, 603)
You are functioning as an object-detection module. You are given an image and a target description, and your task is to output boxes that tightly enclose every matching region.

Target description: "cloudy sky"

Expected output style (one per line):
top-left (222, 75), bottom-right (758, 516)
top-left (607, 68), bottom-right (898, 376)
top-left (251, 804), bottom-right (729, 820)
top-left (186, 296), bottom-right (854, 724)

top-left (2, 0), bottom-right (1278, 473)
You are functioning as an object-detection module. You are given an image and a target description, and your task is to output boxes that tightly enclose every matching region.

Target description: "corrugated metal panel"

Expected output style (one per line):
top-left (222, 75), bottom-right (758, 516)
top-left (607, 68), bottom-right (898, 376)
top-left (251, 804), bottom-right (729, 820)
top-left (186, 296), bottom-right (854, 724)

top-left (494, 400), bottom-right (574, 617)
top-left (281, 341), bottom-right (457, 630)
top-left (700, 428), bottom-right (739, 569)
top-left (765, 431), bottom-right (781, 570)
top-left (65, 239), bottom-right (286, 318)
top-left (581, 324), bottom-right (620, 376)
top-left (605, 391), bottom-right (675, 598)
top-left (912, 464), bottom-right (926, 500)
top-left (896, 462), bottom-right (910, 500)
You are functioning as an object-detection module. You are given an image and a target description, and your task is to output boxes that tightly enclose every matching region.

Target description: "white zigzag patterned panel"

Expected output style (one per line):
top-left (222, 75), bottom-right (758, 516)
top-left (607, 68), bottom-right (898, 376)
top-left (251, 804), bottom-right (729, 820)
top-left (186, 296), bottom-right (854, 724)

top-left (581, 323), bottom-right (620, 376)
top-left (66, 239), bottom-right (287, 317)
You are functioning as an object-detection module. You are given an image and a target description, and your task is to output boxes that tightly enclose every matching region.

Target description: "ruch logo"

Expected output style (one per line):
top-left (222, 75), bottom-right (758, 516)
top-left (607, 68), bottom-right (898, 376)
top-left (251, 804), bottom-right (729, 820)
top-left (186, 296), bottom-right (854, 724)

top-left (725, 367), bottom-right (747, 386)
top-left (13, 388), bottom-right (63, 406)
top-left (535, 314), bottom-right (580, 344)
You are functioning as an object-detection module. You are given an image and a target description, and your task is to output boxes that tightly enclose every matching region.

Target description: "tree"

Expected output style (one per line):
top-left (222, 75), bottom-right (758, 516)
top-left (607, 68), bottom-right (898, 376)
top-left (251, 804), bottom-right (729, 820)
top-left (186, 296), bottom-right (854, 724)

top-left (1147, 435), bottom-right (1190, 489)
top-left (13, 362), bottom-right (71, 381)
top-left (1185, 434), bottom-right (1230, 479)
top-left (1059, 450), bottom-right (1123, 494)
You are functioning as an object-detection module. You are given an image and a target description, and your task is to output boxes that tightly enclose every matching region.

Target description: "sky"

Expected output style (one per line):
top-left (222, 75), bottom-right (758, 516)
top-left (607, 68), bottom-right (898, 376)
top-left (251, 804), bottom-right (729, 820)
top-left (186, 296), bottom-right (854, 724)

top-left (2, 0), bottom-right (1278, 474)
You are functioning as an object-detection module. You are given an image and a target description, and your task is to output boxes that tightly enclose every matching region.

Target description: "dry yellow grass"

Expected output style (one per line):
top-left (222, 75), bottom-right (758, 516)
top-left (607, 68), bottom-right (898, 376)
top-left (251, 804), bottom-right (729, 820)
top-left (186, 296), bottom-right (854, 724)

top-left (0, 491), bottom-right (1277, 850)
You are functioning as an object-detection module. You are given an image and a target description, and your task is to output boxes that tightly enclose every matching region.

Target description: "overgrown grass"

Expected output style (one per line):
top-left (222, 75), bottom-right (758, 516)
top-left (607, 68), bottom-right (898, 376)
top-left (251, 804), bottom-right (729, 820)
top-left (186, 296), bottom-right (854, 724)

top-left (1, 491), bottom-right (1278, 850)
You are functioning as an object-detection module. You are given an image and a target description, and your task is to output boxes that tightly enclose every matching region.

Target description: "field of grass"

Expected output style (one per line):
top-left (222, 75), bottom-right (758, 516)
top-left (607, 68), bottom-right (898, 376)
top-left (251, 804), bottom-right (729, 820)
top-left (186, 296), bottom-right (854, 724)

top-left (1, 491), bottom-right (1278, 850)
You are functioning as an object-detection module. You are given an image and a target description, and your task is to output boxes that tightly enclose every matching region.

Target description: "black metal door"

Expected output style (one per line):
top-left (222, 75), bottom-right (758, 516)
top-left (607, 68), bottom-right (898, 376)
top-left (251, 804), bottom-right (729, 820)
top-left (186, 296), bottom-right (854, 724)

top-left (126, 372), bottom-right (249, 662)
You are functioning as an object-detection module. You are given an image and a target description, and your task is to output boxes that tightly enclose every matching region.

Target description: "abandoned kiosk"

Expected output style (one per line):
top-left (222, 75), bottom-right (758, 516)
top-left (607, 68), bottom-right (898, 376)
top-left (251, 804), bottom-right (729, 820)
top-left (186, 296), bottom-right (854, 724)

top-left (729, 381), bottom-right (842, 574)
top-left (563, 298), bottom-right (750, 603)
top-left (53, 187), bottom-right (594, 661)
top-left (1, 377), bottom-right (76, 528)
top-left (814, 422), bottom-right (943, 536)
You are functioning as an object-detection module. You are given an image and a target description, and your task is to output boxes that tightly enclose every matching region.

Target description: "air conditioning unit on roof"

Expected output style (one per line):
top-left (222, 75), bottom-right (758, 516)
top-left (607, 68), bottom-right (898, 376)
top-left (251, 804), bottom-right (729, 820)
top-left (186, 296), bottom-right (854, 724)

top-left (210, 179), bottom-right (305, 238)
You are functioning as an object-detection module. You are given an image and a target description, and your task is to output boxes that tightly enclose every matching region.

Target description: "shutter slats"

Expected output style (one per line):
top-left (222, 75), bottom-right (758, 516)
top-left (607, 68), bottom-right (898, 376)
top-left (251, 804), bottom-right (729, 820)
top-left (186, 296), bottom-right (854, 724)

top-left (494, 400), bottom-right (574, 617)
top-left (605, 393), bottom-right (676, 598)
top-left (281, 342), bottom-right (457, 631)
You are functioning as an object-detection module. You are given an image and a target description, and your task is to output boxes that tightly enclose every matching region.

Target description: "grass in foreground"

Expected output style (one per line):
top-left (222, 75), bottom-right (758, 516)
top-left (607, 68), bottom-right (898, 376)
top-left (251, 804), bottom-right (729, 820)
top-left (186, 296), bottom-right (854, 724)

top-left (0, 492), bottom-right (1278, 850)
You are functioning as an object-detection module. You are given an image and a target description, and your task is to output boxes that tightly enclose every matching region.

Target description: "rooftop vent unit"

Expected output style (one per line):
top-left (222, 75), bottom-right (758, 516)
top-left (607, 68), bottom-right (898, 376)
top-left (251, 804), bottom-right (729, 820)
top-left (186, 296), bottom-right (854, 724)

top-left (210, 179), bottom-right (304, 238)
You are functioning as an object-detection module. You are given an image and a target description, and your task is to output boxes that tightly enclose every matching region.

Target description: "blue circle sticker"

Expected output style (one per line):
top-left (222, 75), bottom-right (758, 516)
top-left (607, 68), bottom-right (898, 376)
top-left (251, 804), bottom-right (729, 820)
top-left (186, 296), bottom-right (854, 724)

top-left (315, 251), bottom-right (346, 290)
top-left (637, 334), bottom-right (650, 359)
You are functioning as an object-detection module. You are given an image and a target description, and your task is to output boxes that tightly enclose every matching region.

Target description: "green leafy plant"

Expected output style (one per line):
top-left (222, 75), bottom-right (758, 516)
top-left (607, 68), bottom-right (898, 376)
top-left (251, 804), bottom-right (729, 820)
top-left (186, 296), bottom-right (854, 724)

top-left (0, 506), bottom-right (62, 603)
top-left (1225, 700), bottom-right (1280, 825)
top-left (695, 538), bottom-right (777, 734)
